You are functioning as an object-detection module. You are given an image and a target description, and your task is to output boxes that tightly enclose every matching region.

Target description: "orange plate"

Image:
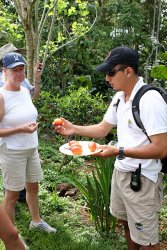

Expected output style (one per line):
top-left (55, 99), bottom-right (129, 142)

top-left (59, 141), bottom-right (102, 156)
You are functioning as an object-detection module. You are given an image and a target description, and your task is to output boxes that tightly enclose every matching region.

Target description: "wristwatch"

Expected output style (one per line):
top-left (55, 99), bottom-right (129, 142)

top-left (118, 147), bottom-right (125, 160)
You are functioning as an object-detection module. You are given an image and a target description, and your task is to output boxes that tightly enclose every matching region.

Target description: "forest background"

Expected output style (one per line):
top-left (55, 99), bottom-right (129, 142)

top-left (0, 0), bottom-right (167, 249)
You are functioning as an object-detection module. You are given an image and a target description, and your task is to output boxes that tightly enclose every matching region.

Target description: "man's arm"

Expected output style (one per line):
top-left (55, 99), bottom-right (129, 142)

top-left (124, 133), bottom-right (167, 160)
top-left (96, 133), bottom-right (167, 160)
top-left (56, 118), bottom-right (113, 138)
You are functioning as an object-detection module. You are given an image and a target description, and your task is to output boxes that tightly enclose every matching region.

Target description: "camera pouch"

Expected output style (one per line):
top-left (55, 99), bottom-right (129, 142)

top-left (130, 164), bottom-right (141, 192)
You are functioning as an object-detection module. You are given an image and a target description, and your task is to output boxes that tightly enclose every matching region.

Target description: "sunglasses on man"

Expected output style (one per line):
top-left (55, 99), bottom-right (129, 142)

top-left (106, 65), bottom-right (128, 77)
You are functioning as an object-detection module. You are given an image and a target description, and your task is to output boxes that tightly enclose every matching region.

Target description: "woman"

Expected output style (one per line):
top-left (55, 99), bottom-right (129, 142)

top-left (0, 205), bottom-right (26, 249)
top-left (0, 43), bottom-right (43, 203)
top-left (0, 52), bottom-right (56, 237)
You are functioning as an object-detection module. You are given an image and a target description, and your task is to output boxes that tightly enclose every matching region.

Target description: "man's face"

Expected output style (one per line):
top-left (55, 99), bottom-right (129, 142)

top-left (105, 65), bottom-right (131, 91)
top-left (4, 65), bottom-right (25, 83)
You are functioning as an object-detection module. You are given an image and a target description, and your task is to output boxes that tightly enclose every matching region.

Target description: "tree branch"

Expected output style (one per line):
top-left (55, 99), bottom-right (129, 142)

top-left (13, 0), bottom-right (24, 23)
top-left (38, 0), bottom-right (49, 31)
top-left (42, 3), bottom-right (58, 67)
top-left (46, 4), bottom-right (98, 61)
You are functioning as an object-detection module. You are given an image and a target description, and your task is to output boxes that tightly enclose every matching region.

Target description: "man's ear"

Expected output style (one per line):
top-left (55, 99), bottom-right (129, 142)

top-left (126, 66), bottom-right (133, 77)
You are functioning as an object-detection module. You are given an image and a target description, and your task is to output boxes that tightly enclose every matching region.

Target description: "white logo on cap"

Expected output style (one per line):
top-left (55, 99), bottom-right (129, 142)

top-left (14, 55), bottom-right (20, 61)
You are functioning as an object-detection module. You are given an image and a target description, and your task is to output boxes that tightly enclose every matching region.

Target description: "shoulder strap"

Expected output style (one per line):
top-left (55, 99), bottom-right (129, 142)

top-left (132, 85), bottom-right (167, 142)
top-left (113, 98), bottom-right (120, 111)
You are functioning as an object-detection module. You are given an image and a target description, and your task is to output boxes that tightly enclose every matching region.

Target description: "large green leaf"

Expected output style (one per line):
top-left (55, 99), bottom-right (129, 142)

top-left (151, 65), bottom-right (167, 80)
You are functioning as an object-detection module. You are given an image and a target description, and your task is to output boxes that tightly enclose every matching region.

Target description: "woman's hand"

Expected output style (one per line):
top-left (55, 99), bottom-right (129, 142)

top-left (34, 62), bottom-right (43, 83)
top-left (18, 122), bottom-right (38, 133)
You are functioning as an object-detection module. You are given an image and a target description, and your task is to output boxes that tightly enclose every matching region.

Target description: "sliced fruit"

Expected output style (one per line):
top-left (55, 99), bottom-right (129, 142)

top-left (70, 145), bottom-right (83, 155)
top-left (88, 141), bottom-right (97, 152)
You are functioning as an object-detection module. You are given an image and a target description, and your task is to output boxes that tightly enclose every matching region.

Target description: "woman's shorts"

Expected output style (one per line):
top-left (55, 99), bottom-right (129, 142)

top-left (0, 143), bottom-right (43, 191)
top-left (110, 168), bottom-right (163, 246)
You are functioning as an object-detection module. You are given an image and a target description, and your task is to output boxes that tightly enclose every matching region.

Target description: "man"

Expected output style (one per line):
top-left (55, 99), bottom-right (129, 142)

top-left (56, 46), bottom-right (167, 249)
top-left (0, 43), bottom-right (42, 202)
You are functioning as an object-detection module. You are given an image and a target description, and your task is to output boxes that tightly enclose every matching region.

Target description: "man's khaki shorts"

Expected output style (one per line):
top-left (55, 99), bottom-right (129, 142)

top-left (0, 143), bottom-right (43, 191)
top-left (110, 168), bottom-right (163, 246)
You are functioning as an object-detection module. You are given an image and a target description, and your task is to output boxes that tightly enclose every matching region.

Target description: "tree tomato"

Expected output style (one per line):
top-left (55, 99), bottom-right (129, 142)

top-left (52, 118), bottom-right (63, 126)
top-left (70, 145), bottom-right (83, 155)
top-left (69, 143), bottom-right (82, 148)
top-left (88, 141), bottom-right (97, 152)
top-left (69, 140), bottom-right (78, 146)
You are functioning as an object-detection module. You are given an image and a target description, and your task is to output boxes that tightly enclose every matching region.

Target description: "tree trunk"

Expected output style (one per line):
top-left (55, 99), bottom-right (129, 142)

top-left (13, 0), bottom-right (36, 83)
top-left (25, 28), bottom-right (35, 83)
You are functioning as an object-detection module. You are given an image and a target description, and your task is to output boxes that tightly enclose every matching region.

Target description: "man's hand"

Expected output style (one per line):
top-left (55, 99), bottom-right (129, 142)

top-left (55, 117), bottom-right (76, 136)
top-left (94, 145), bottom-right (119, 158)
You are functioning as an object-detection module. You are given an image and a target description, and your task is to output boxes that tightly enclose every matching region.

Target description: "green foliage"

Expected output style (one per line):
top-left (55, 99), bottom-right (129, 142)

top-left (151, 65), bottom-right (167, 80)
top-left (150, 52), bottom-right (167, 81)
top-left (68, 75), bottom-right (92, 89)
top-left (107, 0), bottom-right (150, 48)
top-left (1, 0), bottom-right (167, 94)
top-left (36, 0), bottom-right (167, 96)
top-left (35, 87), bottom-right (108, 135)
top-left (39, 0), bottom-right (93, 58)
top-left (69, 157), bottom-right (117, 236)
top-left (0, 2), bottom-right (24, 46)
top-left (56, 87), bottom-right (107, 125)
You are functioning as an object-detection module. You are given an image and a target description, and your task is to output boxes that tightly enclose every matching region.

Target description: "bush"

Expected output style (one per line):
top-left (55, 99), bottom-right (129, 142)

top-left (35, 87), bottom-right (108, 136)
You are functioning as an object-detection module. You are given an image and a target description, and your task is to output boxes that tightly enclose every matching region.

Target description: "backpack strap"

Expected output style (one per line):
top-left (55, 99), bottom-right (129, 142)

top-left (113, 98), bottom-right (120, 111)
top-left (132, 85), bottom-right (167, 142)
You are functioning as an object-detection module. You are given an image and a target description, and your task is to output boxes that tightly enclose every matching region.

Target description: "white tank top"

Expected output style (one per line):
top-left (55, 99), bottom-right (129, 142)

top-left (0, 86), bottom-right (38, 149)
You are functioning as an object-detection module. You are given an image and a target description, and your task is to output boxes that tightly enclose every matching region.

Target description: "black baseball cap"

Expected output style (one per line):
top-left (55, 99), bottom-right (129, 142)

top-left (2, 52), bottom-right (26, 69)
top-left (95, 46), bottom-right (139, 73)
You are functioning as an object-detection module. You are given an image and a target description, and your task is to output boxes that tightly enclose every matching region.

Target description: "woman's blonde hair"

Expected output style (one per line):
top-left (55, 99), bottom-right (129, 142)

top-left (1, 70), bottom-right (7, 83)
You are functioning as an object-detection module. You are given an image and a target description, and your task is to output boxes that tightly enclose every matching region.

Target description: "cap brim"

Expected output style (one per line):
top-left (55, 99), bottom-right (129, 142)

top-left (95, 62), bottom-right (114, 73)
top-left (6, 62), bottom-right (26, 69)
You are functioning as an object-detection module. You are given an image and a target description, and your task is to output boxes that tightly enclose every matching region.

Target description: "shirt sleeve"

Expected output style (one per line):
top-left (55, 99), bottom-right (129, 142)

top-left (21, 79), bottom-right (34, 92)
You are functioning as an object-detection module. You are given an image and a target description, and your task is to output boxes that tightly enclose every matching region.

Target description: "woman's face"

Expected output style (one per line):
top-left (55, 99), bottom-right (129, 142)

top-left (4, 65), bottom-right (25, 84)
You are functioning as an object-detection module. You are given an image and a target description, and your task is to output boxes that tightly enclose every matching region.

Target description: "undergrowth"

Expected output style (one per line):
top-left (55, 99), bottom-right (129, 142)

top-left (0, 138), bottom-right (167, 249)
